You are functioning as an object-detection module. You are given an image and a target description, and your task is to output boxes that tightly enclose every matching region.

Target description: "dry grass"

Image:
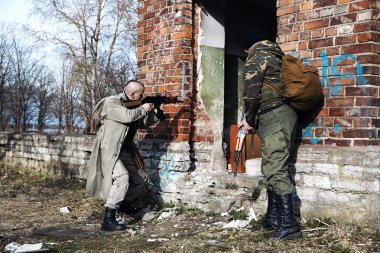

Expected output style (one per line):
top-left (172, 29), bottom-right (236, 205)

top-left (0, 164), bottom-right (379, 253)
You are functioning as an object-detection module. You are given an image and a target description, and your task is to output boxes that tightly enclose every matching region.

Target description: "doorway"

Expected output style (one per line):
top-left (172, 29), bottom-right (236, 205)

top-left (198, 0), bottom-right (277, 172)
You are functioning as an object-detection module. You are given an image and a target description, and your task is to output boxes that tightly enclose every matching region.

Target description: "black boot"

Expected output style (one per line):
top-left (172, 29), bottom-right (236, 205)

top-left (273, 193), bottom-right (301, 240)
top-left (251, 189), bottom-right (280, 231)
top-left (101, 207), bottom-right (127, 231)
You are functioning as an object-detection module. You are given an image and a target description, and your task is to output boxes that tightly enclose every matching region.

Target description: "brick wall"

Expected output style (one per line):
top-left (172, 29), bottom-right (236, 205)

top-left (277, 0), bottom-right (379, 146)
top-left (137, 0), bottom-right (213, 143)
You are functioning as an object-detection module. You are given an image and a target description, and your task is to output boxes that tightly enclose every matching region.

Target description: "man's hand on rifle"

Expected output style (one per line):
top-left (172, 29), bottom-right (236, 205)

top-left (153, 104), bottom-right (164, 115)
top-left (239, 119), bottom-right (254, 134)
top-left (141, 103), bottom-right (154, 112)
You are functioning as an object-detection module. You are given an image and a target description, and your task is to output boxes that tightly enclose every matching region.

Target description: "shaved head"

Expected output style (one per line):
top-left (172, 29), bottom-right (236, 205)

top-left (124, 80), bottom-right (144, 94)
top-left (124, 80), bottom-right (144, 101)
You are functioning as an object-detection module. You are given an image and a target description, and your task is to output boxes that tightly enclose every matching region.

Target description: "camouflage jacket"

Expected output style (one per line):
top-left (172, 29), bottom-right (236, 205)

top-left (243, 40), bottom-right (284, 128)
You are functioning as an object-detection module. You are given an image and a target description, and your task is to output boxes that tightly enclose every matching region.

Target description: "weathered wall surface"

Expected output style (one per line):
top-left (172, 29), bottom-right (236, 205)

top-left (277, 0), bottom-right (379, 146)
top-left (0, 132), bottom-right (93, 178)
top-left (0, 132), bottom-right (378, 228)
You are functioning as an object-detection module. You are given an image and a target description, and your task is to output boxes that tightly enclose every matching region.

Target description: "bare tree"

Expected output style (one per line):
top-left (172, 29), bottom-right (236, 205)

top-left (8, 36), bottom-right (40, 132)
top-left (0, 32), bottom-right (12, 131)
top-left (50, 59), bottom-right (82, 134)
top-left (33, 66), bottom-right (55, 132)
top-left (32, 0), bottom-right (138, 133)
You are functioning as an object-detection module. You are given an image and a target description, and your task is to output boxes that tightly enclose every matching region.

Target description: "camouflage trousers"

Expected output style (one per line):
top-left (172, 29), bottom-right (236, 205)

top-left (105, 151), bottom-right (150, 209)
top-left (257, 104), bottom-right (298, 195)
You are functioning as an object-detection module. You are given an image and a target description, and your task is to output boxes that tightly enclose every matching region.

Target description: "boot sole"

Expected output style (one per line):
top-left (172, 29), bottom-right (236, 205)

top-left (101, 226), bottom-right (127, 231)
top-left (283, 231), bottom-right (302, 240)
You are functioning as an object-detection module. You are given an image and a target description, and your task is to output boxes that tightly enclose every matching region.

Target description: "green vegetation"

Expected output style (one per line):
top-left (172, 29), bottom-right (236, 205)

top-left (225, 182), bottom-right (238, 190)
top-left (229, 209), bottom-right (248, 220)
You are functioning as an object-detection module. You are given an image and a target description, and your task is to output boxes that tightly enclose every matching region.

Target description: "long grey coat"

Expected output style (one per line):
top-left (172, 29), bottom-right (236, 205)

top-left (86, 92), bottom-right (158, 201)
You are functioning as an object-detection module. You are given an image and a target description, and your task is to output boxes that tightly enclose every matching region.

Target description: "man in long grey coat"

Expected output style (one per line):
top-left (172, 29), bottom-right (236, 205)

top-left (86, 80), bottom-right (160, 231)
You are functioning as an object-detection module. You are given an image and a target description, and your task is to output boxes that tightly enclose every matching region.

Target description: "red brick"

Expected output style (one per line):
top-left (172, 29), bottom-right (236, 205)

top-left (325, 27), bottom-right (337, 36)
top-left (338, 0), bottom-right (355, 3)
top-left (300, 31), bottom-right (311, 40)
top-left (353, 21), bottom-right (374, 32)
top-left (354, 139), bottom-right (380, 146)
top-left (300, 1), bottom-right (314, 11)
top-left (304, 19), bottom-right (330, 30)
top-left (278, 25), bottom-right (293, 35)
top-left (349, 1), bottom-right (372, 11)
top-left (324, 138), bottom-right (352, 146)
top-left (358, 32), bottom-right (380, 43)
top-left (335, 35), bottom-right (357, 45)
top-left (298, 41), bottom-right (308, 50)
top-left (330, 108), bottom-right (346, 116)
top-left (314, 0), bottom-right (338, 8)
top-left (356, 98), bottom-right (380, 106)
top-left (373, 119), bottom-right (380, 128)
top-left (312, 29), bottom-right (324, 38)
top-left (277, 5), bottom-right (299, 16)
top-left (362, 66), bottom-right (380, 75)
top-left (308, 38), bottom-right (334, 49)
top-left (278, 0), bottom-right (292, 7)
top-left (343, 129), bottom-right (377, 138)
top-left (364, 76), bottom-right (380, 86)
top-left (330, 13), bottom-right (357, 25)
top-left (326, 97), bottom-right (355, 107)
top-left (357, 54), bottom-right (380, 65)
top-left (352, 118), bottom-right (373, 127)
top-left (341, 43), bottom-right (373, 54)
top-left (345, 87), bottom-right (376, 96)
top-left (297, 12), bottom-right (308, 21)
top-left (321, 118), bottom-right (335, 127)
top-left (317, 108), bottom-right (329, 117)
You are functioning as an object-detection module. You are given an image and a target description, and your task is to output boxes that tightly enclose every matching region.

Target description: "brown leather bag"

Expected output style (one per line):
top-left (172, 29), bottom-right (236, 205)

top-left (265, 55), bottom-right (323, 112)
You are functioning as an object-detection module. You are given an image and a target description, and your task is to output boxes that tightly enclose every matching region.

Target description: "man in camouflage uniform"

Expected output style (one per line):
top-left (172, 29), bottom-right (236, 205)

top-left (239, 29), bottom-right (301, 240)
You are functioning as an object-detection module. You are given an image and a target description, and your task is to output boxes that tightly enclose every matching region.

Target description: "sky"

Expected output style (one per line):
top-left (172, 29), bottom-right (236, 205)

top-left (0, 0), bottom-right (59, 67)
top-left (0, 0), bottom-right (33, 25)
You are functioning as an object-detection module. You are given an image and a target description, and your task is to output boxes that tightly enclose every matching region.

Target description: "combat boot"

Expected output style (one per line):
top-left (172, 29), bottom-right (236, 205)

top-left (101, 207), bottom-right (127, 231)
top-left (251, 189), bottom-right (280, 231)
top-left (272, 193), bottom-right (301, 240)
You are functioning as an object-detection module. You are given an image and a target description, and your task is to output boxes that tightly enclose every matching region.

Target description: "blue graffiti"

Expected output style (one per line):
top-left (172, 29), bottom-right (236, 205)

top-left (292, 50), bottom-right (366, 97)
top-left (304, 120), bottom-right (343, 144)
top-left (158, 153), bottom-right (177, 190)
top-left (292, 50), bottom-right (367, 144)
top-left (320, 51), bottom-right (366, 97)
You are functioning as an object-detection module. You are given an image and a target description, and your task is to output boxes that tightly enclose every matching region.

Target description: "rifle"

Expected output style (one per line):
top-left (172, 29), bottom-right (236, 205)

top-left (233, 126), bottom-right (246, 177)
top-left (123, 95), bottom-right (181, 121)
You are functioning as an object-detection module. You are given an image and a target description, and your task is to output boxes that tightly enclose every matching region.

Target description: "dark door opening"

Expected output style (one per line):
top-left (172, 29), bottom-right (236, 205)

top-left (199, 0), bottom-right (277, 172)
top-left (223, 0), bottom-right (277, 171)
top-left (224, 0), bottom-right (277, 127)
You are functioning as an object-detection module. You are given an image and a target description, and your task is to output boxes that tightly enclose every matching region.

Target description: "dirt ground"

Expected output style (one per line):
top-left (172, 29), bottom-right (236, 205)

top-left (0, 165), bottom-right (379, 253)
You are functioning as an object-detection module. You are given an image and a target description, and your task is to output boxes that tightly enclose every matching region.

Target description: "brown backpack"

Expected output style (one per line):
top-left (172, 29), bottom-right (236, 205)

top-left (265, 54), bottom-right (323, 112)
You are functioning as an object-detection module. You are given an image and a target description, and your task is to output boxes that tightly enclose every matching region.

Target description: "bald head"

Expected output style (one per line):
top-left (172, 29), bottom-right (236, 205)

top-left (124, 80), bottom-right (144, 101)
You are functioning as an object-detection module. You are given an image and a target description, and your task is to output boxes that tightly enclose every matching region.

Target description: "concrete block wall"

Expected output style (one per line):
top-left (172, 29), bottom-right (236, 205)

top-left (0, 132), bottom-right (93, 178)
top-left (294, 145), bottom-right (380, 227)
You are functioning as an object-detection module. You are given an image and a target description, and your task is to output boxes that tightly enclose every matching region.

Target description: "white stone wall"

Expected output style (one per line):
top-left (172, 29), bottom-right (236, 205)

top-left (0, 132), bottom-right (94, 178)
top-left (0, 132), bottom-right (378, 228)
top-left (294, 145), bottom-right (380, 228)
